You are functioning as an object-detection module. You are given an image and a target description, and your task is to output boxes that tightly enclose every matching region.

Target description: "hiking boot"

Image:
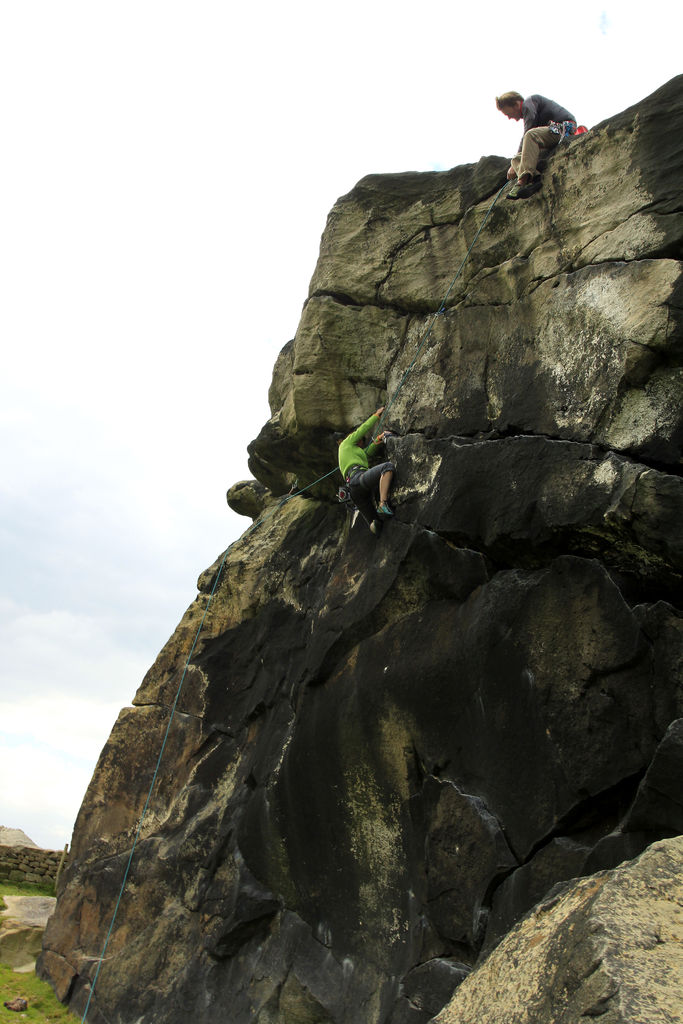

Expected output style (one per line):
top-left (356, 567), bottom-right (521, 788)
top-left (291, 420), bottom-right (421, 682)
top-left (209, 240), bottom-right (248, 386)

top-left (507, 177), bottom-right (542, 200)
top-left (378, 502), bottom-right (394, 516)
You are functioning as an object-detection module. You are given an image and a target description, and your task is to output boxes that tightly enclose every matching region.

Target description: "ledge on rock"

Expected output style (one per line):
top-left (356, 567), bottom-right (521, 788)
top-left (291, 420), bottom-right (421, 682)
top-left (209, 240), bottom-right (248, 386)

top-left (227, 478), bottom-right (276, 520)
top-left (248, 76), bottom-right (683, 494)
top-left (389, 432), bottom-right (683, 604)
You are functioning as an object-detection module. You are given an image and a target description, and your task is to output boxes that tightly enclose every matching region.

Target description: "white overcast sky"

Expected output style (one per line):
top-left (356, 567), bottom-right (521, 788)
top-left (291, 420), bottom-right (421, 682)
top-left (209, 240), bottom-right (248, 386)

top-left (1, 1), bottom-right (681, 850)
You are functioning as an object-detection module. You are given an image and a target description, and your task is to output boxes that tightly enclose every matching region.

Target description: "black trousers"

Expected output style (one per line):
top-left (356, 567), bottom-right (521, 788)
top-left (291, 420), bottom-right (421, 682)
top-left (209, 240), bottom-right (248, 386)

top-left (348, 461), bottom-right (395, 526)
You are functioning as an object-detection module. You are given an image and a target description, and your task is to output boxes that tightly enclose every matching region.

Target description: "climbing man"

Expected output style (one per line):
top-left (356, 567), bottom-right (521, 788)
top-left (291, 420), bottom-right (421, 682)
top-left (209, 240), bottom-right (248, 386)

top-left (336, 406), bottom-right (395, 536)
top-left (496, 91), bottom-right (577, 199)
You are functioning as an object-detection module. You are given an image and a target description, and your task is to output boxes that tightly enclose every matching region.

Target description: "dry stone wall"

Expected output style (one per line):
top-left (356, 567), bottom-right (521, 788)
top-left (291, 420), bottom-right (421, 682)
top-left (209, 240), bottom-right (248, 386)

top-left (0, 845), bottom-right (65, 888)
top-left (433, 837), bottom-right (683, 1024)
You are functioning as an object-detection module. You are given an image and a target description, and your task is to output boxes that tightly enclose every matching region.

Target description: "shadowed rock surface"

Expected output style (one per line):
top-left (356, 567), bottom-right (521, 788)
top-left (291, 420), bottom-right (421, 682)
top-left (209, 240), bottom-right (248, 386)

top-left (39, 77), bottom-right (682, 1024)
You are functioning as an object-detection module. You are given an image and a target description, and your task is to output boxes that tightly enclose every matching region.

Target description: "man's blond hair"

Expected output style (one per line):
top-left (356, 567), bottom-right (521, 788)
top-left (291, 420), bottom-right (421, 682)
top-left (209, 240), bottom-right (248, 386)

top-left (496, 91), bottom-right (523, 110)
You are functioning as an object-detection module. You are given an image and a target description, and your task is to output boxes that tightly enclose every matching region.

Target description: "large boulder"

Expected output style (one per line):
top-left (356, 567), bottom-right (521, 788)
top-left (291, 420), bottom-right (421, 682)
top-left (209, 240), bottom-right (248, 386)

top-left (432, 837), bottom-right (683, 1024)
top-left (0, 896), bottom-right (55, 973)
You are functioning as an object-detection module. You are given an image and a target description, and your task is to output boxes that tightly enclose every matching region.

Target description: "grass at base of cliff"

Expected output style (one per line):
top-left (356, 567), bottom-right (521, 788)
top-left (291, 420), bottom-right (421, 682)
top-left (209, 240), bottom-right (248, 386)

top-left (1, 882), bottom-right (56, 916)
top-left (1, 881), bottom-right (56, 901)
top-left (0, 964), bottom-right (74, 1021)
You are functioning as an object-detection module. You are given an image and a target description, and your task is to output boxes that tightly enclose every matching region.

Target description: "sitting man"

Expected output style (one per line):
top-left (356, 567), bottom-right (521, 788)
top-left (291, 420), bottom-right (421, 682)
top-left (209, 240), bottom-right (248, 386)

top-left (496, 91), bottom-right (577, 199)
top-left (336, 406), bottom-right (395, 536)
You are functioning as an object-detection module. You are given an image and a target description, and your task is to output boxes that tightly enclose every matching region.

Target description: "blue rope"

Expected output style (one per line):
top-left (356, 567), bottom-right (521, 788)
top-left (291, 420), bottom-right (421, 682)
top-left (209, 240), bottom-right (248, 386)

top-left (80, 465), bottom-right (338, 1022)
top-left (79, 179), bottom-right (508, 1021)
top-left (80, 543), bottom-right (230, 1022)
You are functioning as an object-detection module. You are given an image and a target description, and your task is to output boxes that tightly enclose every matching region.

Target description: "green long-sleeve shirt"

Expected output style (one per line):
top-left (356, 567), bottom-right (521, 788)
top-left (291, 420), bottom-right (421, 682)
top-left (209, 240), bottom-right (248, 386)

top-left (338, 413), bottom-right (381, 479)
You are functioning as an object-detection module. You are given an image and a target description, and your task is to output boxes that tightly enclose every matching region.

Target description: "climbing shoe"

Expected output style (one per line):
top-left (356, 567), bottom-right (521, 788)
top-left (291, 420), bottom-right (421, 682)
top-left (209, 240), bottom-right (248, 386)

top-left (507, 177), bottom-right (542, 200)
top-left (378, 502), bottom-right (394, 516)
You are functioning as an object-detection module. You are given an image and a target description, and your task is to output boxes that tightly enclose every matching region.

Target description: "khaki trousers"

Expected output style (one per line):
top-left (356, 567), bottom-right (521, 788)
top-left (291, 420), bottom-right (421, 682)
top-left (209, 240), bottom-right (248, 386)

top-left (511, 125), bottom-right (560, 179)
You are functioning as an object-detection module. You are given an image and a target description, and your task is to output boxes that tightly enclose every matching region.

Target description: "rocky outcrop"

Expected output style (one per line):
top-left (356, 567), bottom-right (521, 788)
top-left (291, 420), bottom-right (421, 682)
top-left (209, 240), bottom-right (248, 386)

top-left (433, 837), bottom-right (683, 1024)
top-left (39, 77), bottom-right (683, 1024)
top-left (248, 79), bottom-right (683, 495)
top-left (0, 828), bottom-right (38, 849)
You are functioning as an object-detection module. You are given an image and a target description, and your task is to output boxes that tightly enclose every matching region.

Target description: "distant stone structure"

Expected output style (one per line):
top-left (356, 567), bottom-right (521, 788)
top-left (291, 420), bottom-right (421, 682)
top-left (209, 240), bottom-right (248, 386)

top-left (0, 827), bottom-right (38, 849)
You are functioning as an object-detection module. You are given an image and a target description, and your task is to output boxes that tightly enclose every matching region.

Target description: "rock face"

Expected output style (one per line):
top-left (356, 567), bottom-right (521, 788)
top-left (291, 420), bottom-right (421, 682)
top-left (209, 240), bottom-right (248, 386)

top-left (0, 896), bottom-right (56, 973)
top-left (433, 837), bottom-right (683, 1024)
top-left (39, 77), bottom-right (683, 1024)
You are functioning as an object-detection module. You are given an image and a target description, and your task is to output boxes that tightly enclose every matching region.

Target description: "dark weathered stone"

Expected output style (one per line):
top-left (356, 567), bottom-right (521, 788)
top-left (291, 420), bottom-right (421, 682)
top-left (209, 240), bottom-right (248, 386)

top-left (390, 433), bottom-right (683, 598)
top-left (624, 719), bottom-right (683, 834)
top-left (226, 478), bottom-right (275, 519)
top-left (582, 829), bottom-right (668, 874)
top-left (388, 959), bottom-right (471, 1023)
top-left (423, 779), bottom-right (517, 947)
top-left (483, 837), bottom-right (589, 952)
top-left (39, 77), bottom-right (683, 1024)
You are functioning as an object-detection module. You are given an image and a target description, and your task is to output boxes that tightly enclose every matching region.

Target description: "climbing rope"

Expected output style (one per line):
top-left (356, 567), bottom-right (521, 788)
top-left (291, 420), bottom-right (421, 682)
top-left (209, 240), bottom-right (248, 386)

top-left (79, 177), bottom-right (509, 1022)
top-left (80, 554), bottom-right (225, 1021)
top-left (79, 464), bottom-right (337, 1023)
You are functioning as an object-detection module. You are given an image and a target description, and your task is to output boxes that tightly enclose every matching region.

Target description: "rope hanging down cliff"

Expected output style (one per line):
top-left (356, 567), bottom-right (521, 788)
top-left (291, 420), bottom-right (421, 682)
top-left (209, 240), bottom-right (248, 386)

top-left (78, 176), bottom-right (510, 1024)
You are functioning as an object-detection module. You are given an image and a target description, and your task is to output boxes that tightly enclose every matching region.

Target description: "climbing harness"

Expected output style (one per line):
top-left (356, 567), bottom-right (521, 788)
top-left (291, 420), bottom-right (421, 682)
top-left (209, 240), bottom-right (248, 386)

top-left (551, 120), bottom-right (588, 146)
top-left (549, 119), bottom-right (577, 139)
top-left (78, 175), bottom-right (511, 1023)
top-left (336, 484), bottom-right (358, 512)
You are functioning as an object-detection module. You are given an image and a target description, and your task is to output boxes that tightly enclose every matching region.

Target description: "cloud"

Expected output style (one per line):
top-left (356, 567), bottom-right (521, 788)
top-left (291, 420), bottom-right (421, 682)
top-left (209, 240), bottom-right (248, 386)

top-left (0, 697), bottom-right (125, 850)
top-left (0, 601), bottom-right (150, 701)
top-left (0, 696), bottom-right (124, 764)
